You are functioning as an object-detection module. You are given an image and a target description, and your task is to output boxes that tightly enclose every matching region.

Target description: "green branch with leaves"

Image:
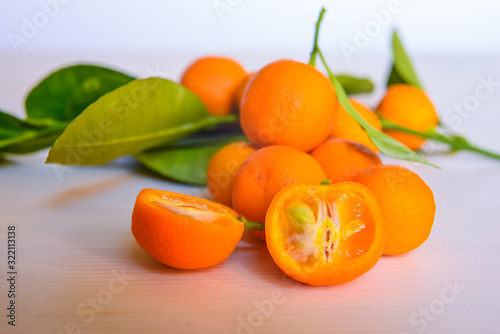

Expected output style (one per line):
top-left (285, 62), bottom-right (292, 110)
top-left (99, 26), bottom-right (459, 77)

top-left (383, 29), bottom-right (500, 160)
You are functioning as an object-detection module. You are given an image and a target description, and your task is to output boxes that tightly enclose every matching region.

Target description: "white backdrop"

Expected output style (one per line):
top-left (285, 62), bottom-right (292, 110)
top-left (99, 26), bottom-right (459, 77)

top-left (1, 0), bottom-right (499, 56)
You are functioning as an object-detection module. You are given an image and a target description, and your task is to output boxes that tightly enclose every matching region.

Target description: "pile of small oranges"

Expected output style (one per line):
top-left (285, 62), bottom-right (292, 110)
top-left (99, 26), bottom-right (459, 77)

top-left (132, 56), bottom-right (437, 286)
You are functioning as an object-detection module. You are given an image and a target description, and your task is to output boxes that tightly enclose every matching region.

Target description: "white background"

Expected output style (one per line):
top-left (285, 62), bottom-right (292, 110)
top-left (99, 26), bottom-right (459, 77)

top-left (1, 0), bottom-right (499, 56)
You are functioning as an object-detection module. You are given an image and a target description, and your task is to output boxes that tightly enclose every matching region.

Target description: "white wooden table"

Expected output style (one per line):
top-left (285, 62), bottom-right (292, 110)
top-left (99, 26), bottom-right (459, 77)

top-left (1, 53), bottom-right (500, 334)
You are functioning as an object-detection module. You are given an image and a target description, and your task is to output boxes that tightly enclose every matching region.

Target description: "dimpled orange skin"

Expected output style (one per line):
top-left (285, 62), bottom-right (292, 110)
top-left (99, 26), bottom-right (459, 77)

top-left (131, 189), bottom-right (244, 269)
top-left (377, 84), bottom-right (438, 150)
top-left (330, 98), bottom-right (382, 153)
top-left (240, 60), bottom-right (337, 152)
top-left (207, 141), bottom-right (257, 207)
top-left (266, 181), bottom-right (386, 286)
top-left (181, 57), bottom-right (247, 116)
top-left (353, 165), bottom-right (436, 255)
top-left (311, 138), bottom-right (382, 184)
top-left (232, 145), bottom-right (327, 240)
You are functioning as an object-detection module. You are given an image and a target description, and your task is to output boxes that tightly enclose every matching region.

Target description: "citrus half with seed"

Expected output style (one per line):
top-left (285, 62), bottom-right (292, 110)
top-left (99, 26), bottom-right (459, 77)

top-left (265, 181), bottom-right (386, 286)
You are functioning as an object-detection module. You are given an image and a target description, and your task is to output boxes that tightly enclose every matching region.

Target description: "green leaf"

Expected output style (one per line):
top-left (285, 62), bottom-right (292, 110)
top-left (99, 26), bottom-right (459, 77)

top-left (387, 64), bottom-right (406, 87)
top-left (1, 124), bottom-right (67, 154)
top-left (46, 78), bottom-right (234, 165)
top-left (135, 135), bottom-right (247, 185)
top-left (327, 68), bottom-right (437, 168)
top-left (0, 111), bottom-right (31, 141)
top-left (0, 110), bottom-right (67, 154)
top-left (388, 31), bottom-right (423, 89)
top-left (26, 64), bottom-right (135, 121)
top-left (337, 75), bottom-right (374, 95)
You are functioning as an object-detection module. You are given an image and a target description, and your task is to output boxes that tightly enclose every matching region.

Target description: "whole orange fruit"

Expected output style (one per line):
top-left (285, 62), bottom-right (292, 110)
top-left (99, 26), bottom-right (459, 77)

top-left (353, 165), bottom-right (436, 255)
top-left (239, 60), bottom-right (337, 152)
top-left (232, 145), bottom-right (327, 240)
top-left (132, 189), bottom-right (244, 269)
top-left (377, 84), bottom-right (438, 150)
top-left (181, 56), bottom-right (246, 116)
top-left (207, 141), bottom-right (257, 207)
top-left (330, 98), bottom-right (382, 152)
top-left (311, 138), bottom-right (382, 183)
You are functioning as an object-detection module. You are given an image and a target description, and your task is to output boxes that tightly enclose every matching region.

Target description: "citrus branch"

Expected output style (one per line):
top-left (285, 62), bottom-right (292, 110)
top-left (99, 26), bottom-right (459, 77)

top-left (380, 118), bottom-right (500, 160)
top-left (309, 7), bottom-right (326, 67)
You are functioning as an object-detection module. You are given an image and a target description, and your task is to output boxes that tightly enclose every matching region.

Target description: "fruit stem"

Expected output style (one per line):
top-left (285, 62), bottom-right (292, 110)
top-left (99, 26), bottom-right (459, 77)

top-left (380, 117), bottom-right (500, 161)
top-left (309, 7), bottom-right (326, 67)
top-left (211, 114), bottom-right (238, 125)
top-left (238, 216), bottom-right (265, 231)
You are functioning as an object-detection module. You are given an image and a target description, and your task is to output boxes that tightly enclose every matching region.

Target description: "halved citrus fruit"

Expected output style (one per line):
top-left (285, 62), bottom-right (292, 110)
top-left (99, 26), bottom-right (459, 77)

top-left (265, 181), bottom-right (386, 286)
top-left (132, 189), bottom-right (246, 269)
